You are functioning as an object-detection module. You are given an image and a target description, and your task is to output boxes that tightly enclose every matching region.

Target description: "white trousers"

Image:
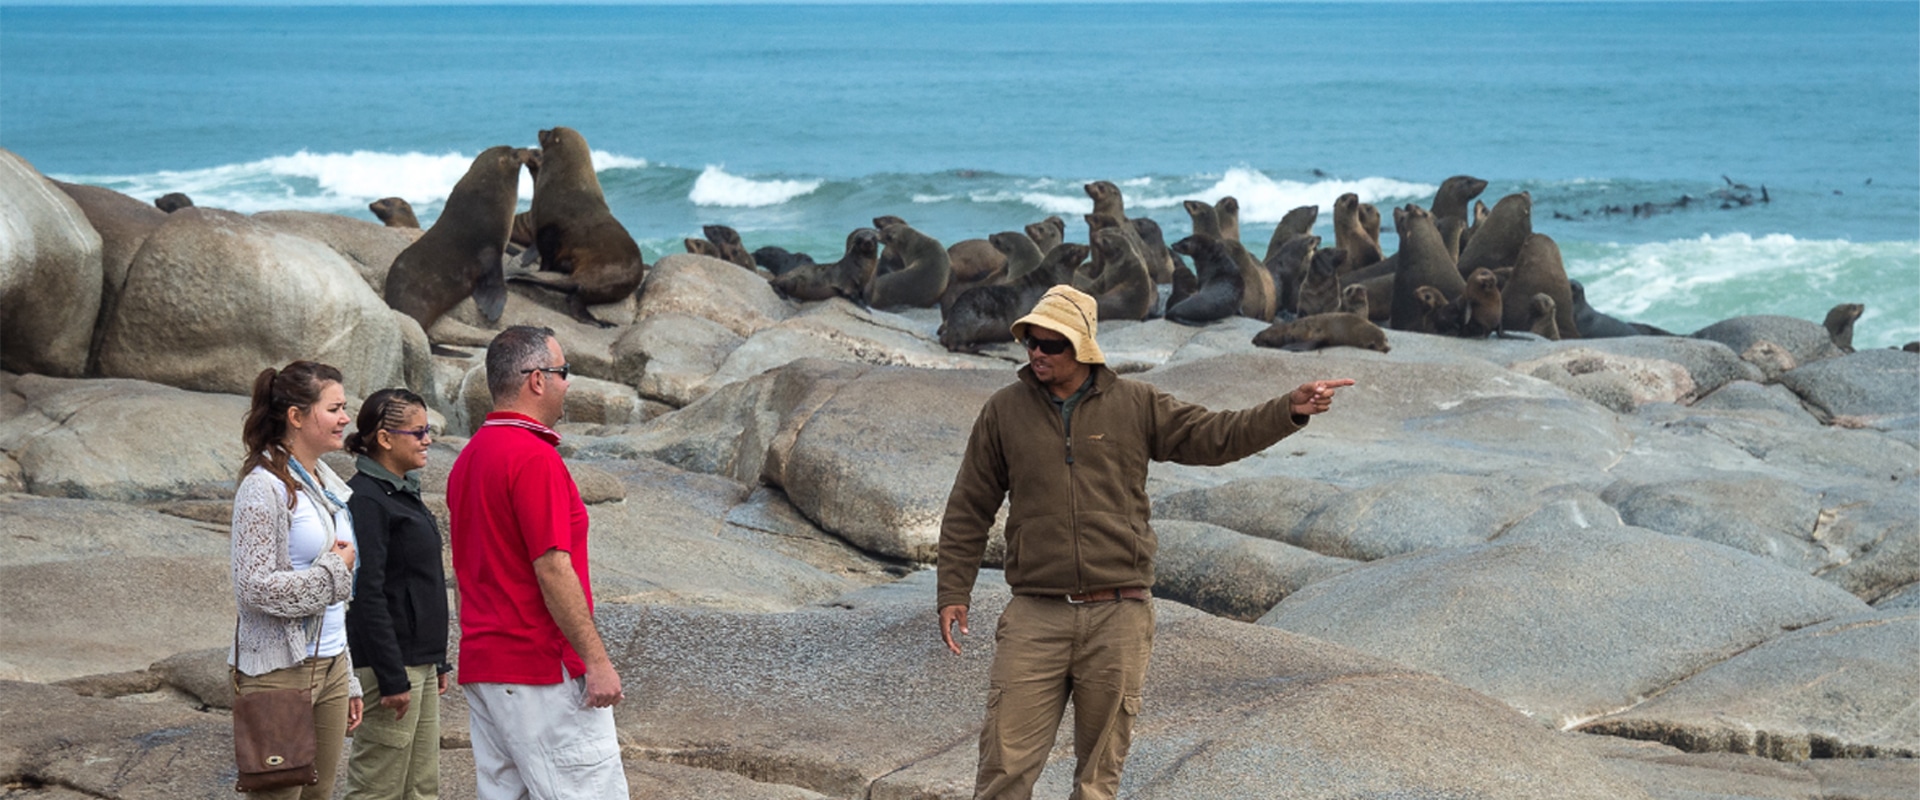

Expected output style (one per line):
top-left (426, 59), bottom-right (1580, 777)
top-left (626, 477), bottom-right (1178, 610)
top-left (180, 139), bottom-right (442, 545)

top-left (464, 677), bottom-right (628, 800)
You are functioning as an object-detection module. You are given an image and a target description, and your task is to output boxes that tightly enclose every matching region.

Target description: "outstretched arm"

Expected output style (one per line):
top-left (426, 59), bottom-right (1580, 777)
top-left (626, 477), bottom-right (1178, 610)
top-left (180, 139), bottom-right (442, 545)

top-left (1288, 379), bottom-right (1356, 417)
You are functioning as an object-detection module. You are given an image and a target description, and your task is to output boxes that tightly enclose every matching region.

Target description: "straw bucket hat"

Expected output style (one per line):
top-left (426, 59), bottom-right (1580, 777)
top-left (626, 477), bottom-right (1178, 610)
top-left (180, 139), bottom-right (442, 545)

top-left (1010, 285), bottom-right (1105, 364)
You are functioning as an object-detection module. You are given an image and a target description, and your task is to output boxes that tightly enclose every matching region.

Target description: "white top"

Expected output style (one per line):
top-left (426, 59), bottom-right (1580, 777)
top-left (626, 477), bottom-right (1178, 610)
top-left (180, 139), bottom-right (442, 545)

top-left (287, 483), bottom-right (353, 657)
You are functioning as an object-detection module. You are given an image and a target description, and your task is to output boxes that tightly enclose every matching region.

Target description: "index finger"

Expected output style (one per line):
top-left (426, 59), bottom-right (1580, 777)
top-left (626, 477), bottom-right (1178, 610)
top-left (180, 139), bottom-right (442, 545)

top-left (1317, 379), bottom-right (1357, 389)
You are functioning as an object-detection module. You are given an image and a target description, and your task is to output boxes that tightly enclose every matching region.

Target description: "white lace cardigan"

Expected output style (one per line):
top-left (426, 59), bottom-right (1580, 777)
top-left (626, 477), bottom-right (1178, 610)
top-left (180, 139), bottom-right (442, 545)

top-left (228, 462), bottom-right (362, 698)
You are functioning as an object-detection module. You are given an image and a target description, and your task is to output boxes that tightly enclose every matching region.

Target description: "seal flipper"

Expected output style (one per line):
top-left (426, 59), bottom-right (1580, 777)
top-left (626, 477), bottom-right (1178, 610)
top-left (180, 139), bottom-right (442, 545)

top-left (473, 246), bottom-right (507, 323)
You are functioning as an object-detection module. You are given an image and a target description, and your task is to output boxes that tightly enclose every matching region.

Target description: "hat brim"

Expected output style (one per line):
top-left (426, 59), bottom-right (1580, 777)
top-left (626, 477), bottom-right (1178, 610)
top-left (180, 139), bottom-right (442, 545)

top-left (1010, 314), bottom-right (1105, 364)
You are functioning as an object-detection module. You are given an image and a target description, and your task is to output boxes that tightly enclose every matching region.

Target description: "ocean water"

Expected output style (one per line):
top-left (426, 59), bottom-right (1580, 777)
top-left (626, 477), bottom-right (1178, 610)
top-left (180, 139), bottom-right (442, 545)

top-left (3, 2), bottom-right (1915, 347)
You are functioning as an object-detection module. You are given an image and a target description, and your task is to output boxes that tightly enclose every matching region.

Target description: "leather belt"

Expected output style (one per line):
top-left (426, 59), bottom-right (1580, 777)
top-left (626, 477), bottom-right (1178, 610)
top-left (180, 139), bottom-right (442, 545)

top-left (1062, 587), bottom-right (1151, 604)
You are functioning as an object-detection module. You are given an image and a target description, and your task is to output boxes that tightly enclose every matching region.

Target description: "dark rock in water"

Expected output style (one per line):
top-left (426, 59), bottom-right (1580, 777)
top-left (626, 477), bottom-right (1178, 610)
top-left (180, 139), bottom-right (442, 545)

top-left (1259, 525), bottom-right (1869, 728)
top-left (1692, 314), bottom-right (1844, 380)
top-left (1776, 348), bottom-right (1920, 430)
top-left (1151, 519), bottom-right (1357, 621)
top-left (1579, 608), bottom-right (1920, 759)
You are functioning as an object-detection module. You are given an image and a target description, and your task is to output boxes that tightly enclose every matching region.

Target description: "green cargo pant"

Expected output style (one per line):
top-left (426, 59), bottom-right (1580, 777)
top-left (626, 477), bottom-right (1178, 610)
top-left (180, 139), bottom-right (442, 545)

top-left (974, 594), bottom-right (1154, 800)
top-left (343, 664), bottom-right (441, 800)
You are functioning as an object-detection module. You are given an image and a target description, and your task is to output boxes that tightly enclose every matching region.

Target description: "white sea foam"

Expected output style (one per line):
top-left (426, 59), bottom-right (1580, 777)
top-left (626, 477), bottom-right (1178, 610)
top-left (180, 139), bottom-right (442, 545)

top-left (688, 165), bottom-right (821, 208)
top-left (56, 148), bottom-right (648, 213)
top-left (1131, 167), bottom-right (1436, 224)
top-left (911, 194), bottom-right (956, 204)
top-left (1569, 233), bottom-right (1920, 346)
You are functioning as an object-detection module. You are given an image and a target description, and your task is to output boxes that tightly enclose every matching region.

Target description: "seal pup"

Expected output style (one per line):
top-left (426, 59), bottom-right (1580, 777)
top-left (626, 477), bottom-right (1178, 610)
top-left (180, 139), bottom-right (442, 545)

top-left (939, 242), bottom-right (1088, 352)
top-left (683, 237), bottom-right (728, 260)
top-left (1341, 283), bottom-right (1370, 321)
top-left (1131, 217), bottom-right (1180, 287)
top-left (1253, 312), bottom-right (1390, 353)
top-left (1824, 303), bottom-right (1863, 353)
top-left (1165, 235), bottom-right (1245, 326)
top-left (1266, 234), bottom-right (1320, 316)
top-left (384, 145), bottom-right (521, 344)
top-left (1501, 233), bottom-right (1580, 338)
top-left (1454, 267), bottom-right (1504, 338)
top-left (1333, 193), bottom-right (1384, 272)
top-left (990, 231), bottom-right (1045, 281)
top-left (516, 126), bottom-right (647, 326)
top-left (1085, 181), bottom-right (1168, 283)
top-left (1026, 216), bottom-right (1065, 254)
top-left (1265, 205), bottom-right (1320, 263)
top-left (1527, 294), bottom-right (1561, 340)
top-left (1086, 227), bottom-right (1155, 321)
top-left (1388, 205), bottom-right (1465, 331)
top-left (1456, 192), bottom-right (1533, 277)
top-left (154, 193), bottom-right (194, 213)
top-left (1409, 286), bottom-right (1452, 334)
top-left (752, 246), bottom-right (815, 276)
top-left (866, 222), bottom-right (950, 309)
top-left (771, 227), bottom-right (878, 303)
top-left (1295, 243), bottom-right (1345, 317)
top-left (701, 224), bottom-right (756, 270)
top-left (1184, 199), bottom-right (1275, 321)
top-left (369, 197), bottom-right (420, 229)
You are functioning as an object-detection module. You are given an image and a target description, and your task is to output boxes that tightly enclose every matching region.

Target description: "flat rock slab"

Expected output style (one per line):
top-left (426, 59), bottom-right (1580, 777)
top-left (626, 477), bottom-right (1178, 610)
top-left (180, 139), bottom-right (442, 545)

top-left (703, 301), bottom-right (1005, 395)
top-left (1579, 608), bottom-right (1920, 760)
top-left (1777, 348), bottom-right (1920, 430)
top-left (1258, 525), bottom-right (1870, 728)
top-left (1292, 470), bottom-right (1577, 561)
top-left (1692, 314), bottom-right (1845, 379)
top-left (0, 494), bottom-right (233, 681)
top-left (637, 252), bottom-right (791, 338)
top-left (1583, 735), bottom-right (1920, 800)
top-left (602, 571), bottom-right (1652, 800)
top-left (0, 373), bottom-right (248, 502)
top-left (0, 680), bottom-right (236, 799)
top-left (1152, 474), bottom-right (1344, 543)
top-left (1151, 519), bottom-right (1357, 621)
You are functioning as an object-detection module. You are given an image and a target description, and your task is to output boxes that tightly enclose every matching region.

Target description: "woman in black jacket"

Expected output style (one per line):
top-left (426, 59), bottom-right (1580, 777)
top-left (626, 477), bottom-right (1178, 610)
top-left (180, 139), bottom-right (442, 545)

top-left (341, 388), bottom-right (450, 800)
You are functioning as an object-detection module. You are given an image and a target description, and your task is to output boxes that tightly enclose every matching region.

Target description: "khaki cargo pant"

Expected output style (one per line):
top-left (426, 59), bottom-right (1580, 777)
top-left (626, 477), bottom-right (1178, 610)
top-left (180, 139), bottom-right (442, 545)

top-left (344, 664), bottom-right (441, 800)
top-left (974, 594), bottom-right (1154, 800)
top-left (231, 653), bottom-right (352, 800)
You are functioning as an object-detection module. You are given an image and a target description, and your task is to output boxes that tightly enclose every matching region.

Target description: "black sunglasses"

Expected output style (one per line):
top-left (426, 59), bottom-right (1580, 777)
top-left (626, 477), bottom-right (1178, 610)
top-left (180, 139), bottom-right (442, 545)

top-left (1023, 337), bottom-right (1072, 355)
top-left (383, 426), bottom-right (432, 441)
top-left (521, 363), bottom-right (570, 381)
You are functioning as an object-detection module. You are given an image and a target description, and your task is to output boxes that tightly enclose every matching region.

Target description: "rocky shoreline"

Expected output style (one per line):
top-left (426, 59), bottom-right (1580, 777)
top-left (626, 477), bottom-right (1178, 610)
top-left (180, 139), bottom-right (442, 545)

top-left (3, 146), bottom-right (1917, 798)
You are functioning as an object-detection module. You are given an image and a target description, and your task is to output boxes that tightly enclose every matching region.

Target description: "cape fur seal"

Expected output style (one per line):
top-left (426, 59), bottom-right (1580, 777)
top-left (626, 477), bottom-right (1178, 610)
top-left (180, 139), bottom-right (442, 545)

top-left (990, 231), bottom-right (1045, 281)
top-left (948, 239), bottom-right (1007, 284)
top-left (1214, 196), bottom-right (1244, 243)
top-left (770, 228), bottom-right (877, 303)
top-left (1411, 286), bottom-right (1453, 334)
top-left (1184, 199), bottom-right (1275, 321)
top-left (1085, 181), bottom-right (1168, 283)
top-left (1265, 205), bottom-right (1319, 263)
top-left (873, 215), bottom-right (909, 275)
top-left (1341, 283), bottom-right (1370, 321)
top-left (1165, 235), bottom-right (1245, 326)
top-left (1431, 175), bottom-right (1488, 230)
top-left (1453, 267), bottom-right (1504, 338)
top-left (384, 145), bottom-right (522, 340)
top-left (1824, 303), bottom-right (1863, 353)
top-left (867, 222), bottom-right (950, 309)
top-left (1086, 227), bottom-right (1155, 320)
top-left (752, 246), bottom-right (815, 276)
top-left (1500, 233), bottom-right (1580, 338)
top-left (1266, 234), bottom-right (1320, 316)
top-left (683, 237), bottom-right (727, 260)
top-left (939, 243), bottom-right (1088, 352)
top-left (1131, 217), bottom-right (1180, 287)
top-left (1295, 244), bottom-right (1344, 317)
top-left (1252, 312), bottom-right (1390, 353)
top-left (1388, 205), bottom-right (1465, 331)
top-left (369, 197), bottom-right (420, 229)
top-left (1568, 279), bottom-right (1647, 338)
top-left (1026, 216), bottom-right (1065, 254)
top-left (1456, 192), bottom-right (1533, 277)
top-left (154, 193), bottom-right (194, 213)
top-left (1333, 193), bottom-right (1384, 272)
top-left (1527, 294), bottom-right (1561, 340)
top-left (515, 126), bottom-right (648, 326)
top-left (701, 224), bottom-right (756, 270)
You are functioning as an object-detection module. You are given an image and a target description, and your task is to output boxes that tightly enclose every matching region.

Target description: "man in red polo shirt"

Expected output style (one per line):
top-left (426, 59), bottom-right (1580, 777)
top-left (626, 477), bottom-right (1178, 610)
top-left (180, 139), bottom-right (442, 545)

top-left (448, 325), bottom-right (627, 799)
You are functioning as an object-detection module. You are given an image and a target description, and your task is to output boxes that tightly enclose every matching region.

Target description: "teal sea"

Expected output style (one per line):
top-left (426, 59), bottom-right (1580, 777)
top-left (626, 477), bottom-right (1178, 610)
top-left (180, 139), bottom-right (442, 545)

top-left (3, 2), bottom-right (1916, 346)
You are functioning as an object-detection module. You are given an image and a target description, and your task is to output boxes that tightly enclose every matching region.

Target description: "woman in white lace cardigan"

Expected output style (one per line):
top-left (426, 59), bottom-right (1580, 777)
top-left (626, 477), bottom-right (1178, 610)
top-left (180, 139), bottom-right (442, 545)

top-left (230, 360), bottom-right (364, 799)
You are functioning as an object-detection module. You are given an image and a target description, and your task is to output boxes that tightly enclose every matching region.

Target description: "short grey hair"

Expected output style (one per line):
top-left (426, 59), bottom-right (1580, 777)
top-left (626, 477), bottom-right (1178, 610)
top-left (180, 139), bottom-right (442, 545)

top-left (485, 325), bottom-right (557, 403)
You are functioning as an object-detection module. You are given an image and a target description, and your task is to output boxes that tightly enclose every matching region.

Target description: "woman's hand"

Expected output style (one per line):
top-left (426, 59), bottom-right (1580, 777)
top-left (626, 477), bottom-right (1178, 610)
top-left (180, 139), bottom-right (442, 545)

top-left (331, 539), bottom-right (356, 571)
top-left (380, 690), bottom-right (411, 720)
top-left (438, 672), bottom-right (451, 695)
top-left (346, 697), bottom-right (363, 732)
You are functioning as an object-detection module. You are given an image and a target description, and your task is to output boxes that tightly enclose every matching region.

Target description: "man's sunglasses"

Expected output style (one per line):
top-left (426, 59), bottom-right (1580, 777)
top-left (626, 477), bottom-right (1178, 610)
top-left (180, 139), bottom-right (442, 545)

top-left (1023, 337), bottom-right (1072, 355)
top-left (521, 364), bottom-right (571, 381)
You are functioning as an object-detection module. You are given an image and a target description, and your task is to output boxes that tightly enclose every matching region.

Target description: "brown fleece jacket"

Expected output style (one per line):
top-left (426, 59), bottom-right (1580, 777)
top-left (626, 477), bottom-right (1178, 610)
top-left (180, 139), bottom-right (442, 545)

top-left (936, 364), bottom-right (1307, 609)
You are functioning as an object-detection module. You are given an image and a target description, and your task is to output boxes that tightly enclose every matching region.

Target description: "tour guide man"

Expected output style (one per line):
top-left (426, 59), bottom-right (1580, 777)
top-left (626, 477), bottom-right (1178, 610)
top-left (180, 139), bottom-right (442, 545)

top-left (449, 325), bottom-right (629, 799)
top-left (936, 285), bottom-right (1353, 799)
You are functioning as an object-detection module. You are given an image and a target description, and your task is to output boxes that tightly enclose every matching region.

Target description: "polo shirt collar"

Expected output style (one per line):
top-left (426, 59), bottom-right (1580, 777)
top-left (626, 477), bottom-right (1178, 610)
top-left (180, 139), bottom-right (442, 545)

top-left (480, 411), bottom-right (561, 446)
top-left (353, 453), bottom-right (420, 496)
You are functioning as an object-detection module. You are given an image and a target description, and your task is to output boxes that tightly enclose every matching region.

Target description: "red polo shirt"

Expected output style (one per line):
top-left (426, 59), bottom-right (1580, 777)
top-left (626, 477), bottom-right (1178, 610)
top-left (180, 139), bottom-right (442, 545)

top-left (448, 412), bottom-right (591, 684)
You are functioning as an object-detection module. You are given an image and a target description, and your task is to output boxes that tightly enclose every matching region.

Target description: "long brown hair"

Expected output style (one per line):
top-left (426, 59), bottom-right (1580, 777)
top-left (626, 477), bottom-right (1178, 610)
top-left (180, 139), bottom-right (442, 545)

top-left (240, 360), bottom-right (344, 507)
top-left (344, 387), bottom-right (427, 457)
